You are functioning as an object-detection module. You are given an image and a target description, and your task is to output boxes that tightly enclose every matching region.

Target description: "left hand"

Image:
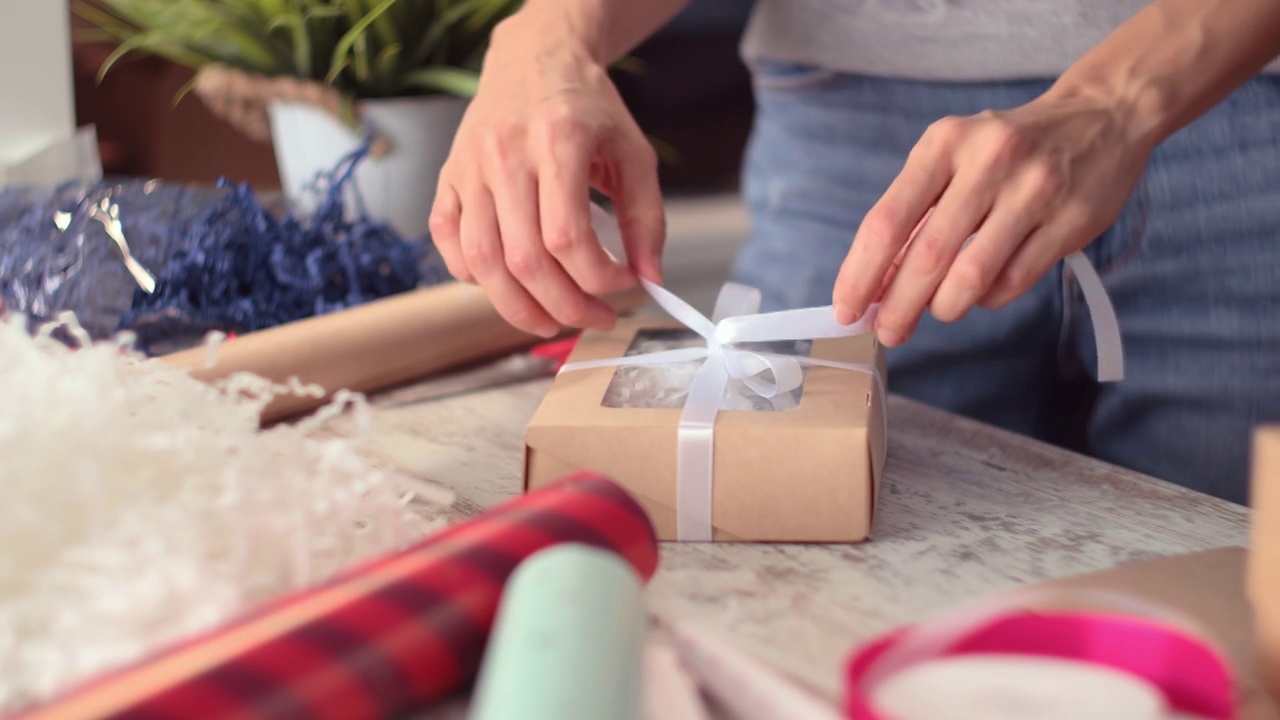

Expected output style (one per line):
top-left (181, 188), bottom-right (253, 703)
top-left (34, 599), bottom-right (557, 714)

top-left (832, 91), bottom-right (1154, 347)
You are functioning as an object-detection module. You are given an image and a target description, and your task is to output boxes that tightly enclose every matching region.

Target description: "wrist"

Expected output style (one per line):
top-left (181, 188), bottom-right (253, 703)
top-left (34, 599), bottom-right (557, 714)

top-left (1044, 0), bottom-right (1280, 152)
top-left (1045, 72), bottom-right (1174, 151)
top-left (492, 4), bottom-right (610, 66)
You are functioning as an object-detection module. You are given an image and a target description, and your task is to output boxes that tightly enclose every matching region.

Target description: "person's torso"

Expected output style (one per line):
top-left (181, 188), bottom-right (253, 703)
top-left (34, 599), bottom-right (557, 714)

top-left (741, 0), bottom-right (1280, 81)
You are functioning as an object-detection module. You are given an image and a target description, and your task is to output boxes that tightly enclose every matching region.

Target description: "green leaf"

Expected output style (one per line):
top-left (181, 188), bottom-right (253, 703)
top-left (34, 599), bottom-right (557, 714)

top-left (171, 74), bottom-right (202, 106)
top-left (95, 37), bottom-right (143, 81)
top-left (327, 0), bottom-right (398, 83)
top-left (79, 0), bottom-right (521, 99)
top-left (304, 4), bottom-right (347, 19)
top-left (96, 34), bottom-right (212, 80)
top-left (366, 0), bottom-right (402, 49)
top-left (461, 0), bottom-right (514, 33)
top-left (72, 26), bottom-right (124, 44)
top-left (71, 1), bottom-right (138, 41)
top-left (266, 12), bottom-right (311, 74)
top-left (402, 65), bottom-right (479, 96)
top-left (411, 0), bottom-right (486, 59)
top-left (612, 55), bottom-right (646, 75)
top-left (647, 135), bottom-right (681, 166)
top-left (352, 32), bottom-right (370, 83)
top-left (375, 43), bottom-right (402, 87)
top-left (338, 94), bottom-right (360, 128)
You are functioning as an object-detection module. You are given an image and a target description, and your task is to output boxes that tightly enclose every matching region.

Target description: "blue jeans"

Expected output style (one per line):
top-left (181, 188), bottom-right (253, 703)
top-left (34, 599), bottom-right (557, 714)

top-left (731, 62), bottom-right (1280, 505)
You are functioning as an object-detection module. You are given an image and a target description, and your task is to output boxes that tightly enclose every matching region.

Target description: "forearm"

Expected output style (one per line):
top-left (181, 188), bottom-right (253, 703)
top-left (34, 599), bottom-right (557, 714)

top-left (1051, 0), bottom-right (1280, 147)
top-left (495, 0), bottom-right (692, 65)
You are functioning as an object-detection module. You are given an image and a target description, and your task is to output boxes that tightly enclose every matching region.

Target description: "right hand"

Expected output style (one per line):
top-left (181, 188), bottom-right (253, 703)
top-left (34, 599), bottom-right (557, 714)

top-left (429, 18), bottom-right (665, 338)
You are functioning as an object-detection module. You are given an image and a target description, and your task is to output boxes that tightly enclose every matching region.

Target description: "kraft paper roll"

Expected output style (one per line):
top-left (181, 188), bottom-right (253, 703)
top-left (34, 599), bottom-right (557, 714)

top-left (11, 473), bottom-right (659, 720)
top-left (665, 621), bottom-right (844, 720)
top-left (162, 281), bottom-right (645, 423)
top-left (468, 544), bottom-right (646, 720)
top-left (643, 634), bottom-right (711, 720)
top-left (1251, 427), bottom-right (1280, 702)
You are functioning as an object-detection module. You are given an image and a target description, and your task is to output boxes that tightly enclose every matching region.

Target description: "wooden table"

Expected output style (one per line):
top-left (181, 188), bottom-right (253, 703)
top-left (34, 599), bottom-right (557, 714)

top-left (358, 376), bottom-right (1249, 715)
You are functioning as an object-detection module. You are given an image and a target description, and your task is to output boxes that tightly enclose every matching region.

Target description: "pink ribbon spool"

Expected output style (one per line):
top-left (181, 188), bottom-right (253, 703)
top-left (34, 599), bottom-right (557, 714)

top-left (845, 609), bottom-right (1236, 720)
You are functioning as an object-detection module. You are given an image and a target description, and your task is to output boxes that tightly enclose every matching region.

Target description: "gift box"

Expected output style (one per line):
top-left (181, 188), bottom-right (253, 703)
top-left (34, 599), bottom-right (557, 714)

top-left (524, 280), bottom-right (887, 543)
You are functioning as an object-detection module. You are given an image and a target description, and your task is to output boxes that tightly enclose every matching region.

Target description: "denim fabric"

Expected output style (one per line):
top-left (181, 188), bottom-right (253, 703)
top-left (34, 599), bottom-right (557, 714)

top-left (731, 62), bottom-right (1280, 504)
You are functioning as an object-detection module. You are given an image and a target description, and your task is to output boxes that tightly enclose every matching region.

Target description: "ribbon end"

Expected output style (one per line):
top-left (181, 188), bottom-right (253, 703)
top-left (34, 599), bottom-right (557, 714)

top-left (677, 523), bottom-right (714, 543)
top-left (1063, 251), bottom-right (1126, 385)
top-left (1097, 357), bottom-right (1125, 383)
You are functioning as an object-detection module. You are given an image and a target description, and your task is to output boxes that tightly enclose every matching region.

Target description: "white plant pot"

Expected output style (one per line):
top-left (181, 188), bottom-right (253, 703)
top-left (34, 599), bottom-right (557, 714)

top-left (268, 95), bottom-right (468, 239)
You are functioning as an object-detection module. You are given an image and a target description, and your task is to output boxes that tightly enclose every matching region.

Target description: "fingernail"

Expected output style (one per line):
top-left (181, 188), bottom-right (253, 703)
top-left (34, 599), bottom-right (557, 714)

top-left (646, 260), bottom-right (663, 285)
top-left (878, 328), bottom-right (903, 347)
top-left (835, 303), bottom-right (858, 325)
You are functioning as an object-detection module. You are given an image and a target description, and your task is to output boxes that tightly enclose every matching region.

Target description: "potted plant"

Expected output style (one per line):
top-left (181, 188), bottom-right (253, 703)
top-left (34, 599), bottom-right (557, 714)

top-left (75, 0), bottom-right (522, 239)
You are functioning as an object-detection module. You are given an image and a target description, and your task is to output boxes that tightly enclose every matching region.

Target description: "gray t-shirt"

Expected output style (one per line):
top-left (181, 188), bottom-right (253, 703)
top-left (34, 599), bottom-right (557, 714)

top-left (741, 0), bottom-right (1280, 81)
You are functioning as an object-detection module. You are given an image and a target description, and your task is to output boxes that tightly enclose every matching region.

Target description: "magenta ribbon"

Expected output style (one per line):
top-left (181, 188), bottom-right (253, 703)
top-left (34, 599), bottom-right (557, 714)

top-left (845, 601), bottom-right (1236, 719)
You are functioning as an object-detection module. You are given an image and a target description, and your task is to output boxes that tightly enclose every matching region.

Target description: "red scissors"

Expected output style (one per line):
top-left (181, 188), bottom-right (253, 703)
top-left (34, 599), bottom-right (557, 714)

top-left (373, 335), bottom-right (580, 408)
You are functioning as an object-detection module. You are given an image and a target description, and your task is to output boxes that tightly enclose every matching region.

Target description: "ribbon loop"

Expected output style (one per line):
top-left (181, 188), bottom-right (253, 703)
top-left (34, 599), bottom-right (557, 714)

top-left (711, 282), bottom-right (762, 323)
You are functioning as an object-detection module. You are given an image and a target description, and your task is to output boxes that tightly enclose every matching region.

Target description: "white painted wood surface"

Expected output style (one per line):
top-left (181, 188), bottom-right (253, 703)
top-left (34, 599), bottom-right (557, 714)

top-left (352, 195), bottom-right (1246, 715)
top-left (360, 382), bottom-right (1247, 716)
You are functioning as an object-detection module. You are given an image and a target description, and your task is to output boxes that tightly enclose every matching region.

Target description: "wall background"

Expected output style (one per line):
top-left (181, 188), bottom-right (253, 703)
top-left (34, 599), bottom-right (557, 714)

top-left (0, 0), bottom-right (76, 166)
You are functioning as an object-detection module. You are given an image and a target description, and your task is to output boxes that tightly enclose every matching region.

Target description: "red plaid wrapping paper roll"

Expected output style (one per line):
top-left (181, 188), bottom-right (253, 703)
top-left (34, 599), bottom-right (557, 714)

top-left (11, 472), bottom-right (659, 720)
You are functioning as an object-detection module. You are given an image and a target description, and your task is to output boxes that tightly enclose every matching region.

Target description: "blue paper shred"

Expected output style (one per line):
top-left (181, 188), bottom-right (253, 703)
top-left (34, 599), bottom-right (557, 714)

top-left (0, 135), bottom-right (449, 355)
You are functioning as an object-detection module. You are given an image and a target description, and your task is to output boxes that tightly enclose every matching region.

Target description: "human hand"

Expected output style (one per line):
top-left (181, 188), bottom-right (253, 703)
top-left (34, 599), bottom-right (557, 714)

top-left (832, 91), bottom-right (1155, 347)
top-left (430, 18), bottom-right (664, 338)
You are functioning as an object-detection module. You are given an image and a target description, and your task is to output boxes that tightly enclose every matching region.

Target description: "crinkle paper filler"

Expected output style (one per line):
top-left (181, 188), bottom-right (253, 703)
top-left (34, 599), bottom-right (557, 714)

top-left (0, 313), bottom-right (450, 714)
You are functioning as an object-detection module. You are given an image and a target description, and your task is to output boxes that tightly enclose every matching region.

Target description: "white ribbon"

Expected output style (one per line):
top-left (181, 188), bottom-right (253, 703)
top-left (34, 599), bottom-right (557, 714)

top-left (560, 279), bottom-right (888, 542)
top-left (1064, 250), bottom-right (1125, 382)
top-left (559, 225), bottom-right (1125, 541)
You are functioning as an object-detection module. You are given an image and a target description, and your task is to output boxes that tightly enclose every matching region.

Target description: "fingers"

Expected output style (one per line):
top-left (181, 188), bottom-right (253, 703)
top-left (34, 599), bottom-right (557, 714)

top-left (486, 142), bottom-right (616, 332)
top-left (978, 227), bottom-right (1061, 310)
top-left (835, 96), bottom-right (1142, 343)
top-left (980, 203), bottom-right (1090, 310)
top-left (535, 128), bottom-right (637, 299)
top-left (429, 180), bottom-right (470, 283)
top-left (927, 217), bottom-right (1033, 324)
top-left (929, 162), bottom-right (1058, 322)
top-left (855, 123), bottom-right (1070, 343)
top-left (458, 186), bottom-right (559, 337)
top-left (834, 119), bottom-right (956, 324)
top-left (872, 168), bottom-right (994, 346)
top-left (610, 135), bottom-right (666, 283)
top-left (433, 75), bottom-right (663, 337)
top-left (874, 210), bottom-right (933, 302)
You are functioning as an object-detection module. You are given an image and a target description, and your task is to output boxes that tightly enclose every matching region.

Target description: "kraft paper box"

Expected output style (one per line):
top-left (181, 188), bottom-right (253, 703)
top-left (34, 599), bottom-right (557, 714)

top-left (523, 300), bottom-right (887, 543)
top-left (1035, 548), bottom-right (1278, 720)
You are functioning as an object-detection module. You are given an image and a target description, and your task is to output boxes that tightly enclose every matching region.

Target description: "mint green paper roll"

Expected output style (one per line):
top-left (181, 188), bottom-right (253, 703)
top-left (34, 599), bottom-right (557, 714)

top-left (467, 543), bottom-right (646, 720)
